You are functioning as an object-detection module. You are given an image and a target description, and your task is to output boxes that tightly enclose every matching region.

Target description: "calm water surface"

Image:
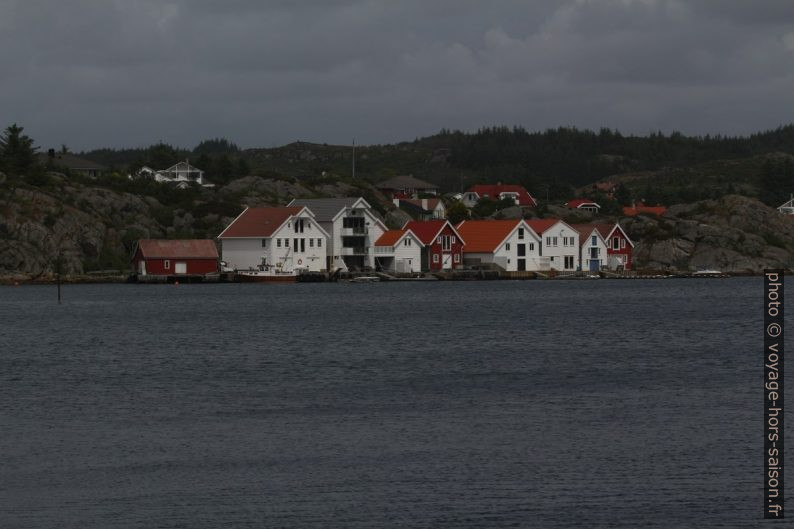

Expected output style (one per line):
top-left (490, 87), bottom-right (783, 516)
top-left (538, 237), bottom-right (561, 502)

top-left (0, 279), bottom-right (787, 528)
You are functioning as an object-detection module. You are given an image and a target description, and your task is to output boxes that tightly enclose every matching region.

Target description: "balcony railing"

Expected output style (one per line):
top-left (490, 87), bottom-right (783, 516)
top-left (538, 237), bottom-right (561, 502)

top-left (341, 226), bottom-right (368, 236)
top-left (340, 246), bottom-right (369, 255)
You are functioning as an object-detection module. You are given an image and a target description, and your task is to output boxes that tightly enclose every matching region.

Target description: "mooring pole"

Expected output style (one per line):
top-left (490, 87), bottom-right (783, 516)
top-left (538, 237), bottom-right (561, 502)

top-left (56, 251), bottom-right (61, 304)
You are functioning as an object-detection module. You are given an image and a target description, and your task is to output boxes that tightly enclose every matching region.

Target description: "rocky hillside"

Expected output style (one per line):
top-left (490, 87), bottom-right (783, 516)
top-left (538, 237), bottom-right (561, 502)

top-left (0, 171), bottom-right (390, 279)
top-left (623, 195), bottom-right (794, 272)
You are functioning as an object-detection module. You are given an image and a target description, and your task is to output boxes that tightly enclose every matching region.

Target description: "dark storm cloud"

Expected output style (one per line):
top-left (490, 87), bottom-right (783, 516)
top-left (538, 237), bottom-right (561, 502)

top-left (1, 0), bottom-right (793, 150)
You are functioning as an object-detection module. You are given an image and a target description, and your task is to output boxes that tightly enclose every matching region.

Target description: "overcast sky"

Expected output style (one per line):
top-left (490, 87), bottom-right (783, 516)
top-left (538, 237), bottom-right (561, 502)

top-left (2, 0), bottom-right (794, 151)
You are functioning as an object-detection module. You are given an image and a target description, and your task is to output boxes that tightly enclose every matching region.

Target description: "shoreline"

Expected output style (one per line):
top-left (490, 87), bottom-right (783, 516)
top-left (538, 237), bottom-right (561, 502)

top-left (0, 269), bottom-right (768, 285)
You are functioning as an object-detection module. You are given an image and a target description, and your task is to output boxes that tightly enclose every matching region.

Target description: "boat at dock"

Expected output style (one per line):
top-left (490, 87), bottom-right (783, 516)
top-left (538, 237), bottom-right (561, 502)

top-left (348, 276), bottom-right (381, 283)
top-left (234, 269), bottom-right (298, 283)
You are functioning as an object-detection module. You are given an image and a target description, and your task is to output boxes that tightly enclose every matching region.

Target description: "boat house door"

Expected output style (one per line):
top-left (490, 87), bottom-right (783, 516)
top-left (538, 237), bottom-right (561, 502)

top-left (442, 254), bottom-right (452, 269)
top-left (175, 262), bottom-right (187, 274)
top-left (589, 259), bottom-right (599, 272)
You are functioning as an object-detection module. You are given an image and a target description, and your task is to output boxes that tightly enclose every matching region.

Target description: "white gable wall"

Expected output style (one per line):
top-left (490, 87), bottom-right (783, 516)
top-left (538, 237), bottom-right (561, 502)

top-left (538, 222), bottom-right (580, 271)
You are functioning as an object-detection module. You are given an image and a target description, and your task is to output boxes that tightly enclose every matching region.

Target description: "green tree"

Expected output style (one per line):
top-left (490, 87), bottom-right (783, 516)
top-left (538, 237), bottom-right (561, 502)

top-left (236, 158), bottom-right (250, 178)
top-left (446, 201), bottom-right (470, 224)
top-left (759, 159), bottom-right (794, 206)
top-left (0, 123), bottom-right (39, 177)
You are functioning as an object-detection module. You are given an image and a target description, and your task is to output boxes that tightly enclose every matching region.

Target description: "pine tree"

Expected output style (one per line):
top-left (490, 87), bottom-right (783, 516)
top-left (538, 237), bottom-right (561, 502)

top-left (0, 123), bottom-right (38, 177)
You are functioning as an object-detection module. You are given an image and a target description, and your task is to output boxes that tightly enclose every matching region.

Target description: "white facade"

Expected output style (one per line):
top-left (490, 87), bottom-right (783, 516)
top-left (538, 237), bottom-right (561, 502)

top-left (536, 221), bottom-right (580, 271)
top-left (461, 221), bottom-right (547, 271)
top-left (220, 210), bottom-right (329, 273)
top-left (290, 198), bottom-right (387, 271)
top-left (579, 228), bottom-right (608, 272)
top-left (374, 231), bottom-right (423, 273)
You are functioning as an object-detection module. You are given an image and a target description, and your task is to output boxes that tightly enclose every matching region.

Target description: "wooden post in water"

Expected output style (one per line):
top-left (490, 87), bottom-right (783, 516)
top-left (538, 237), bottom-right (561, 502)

top-left (56, 251), bottom-right (61, 304)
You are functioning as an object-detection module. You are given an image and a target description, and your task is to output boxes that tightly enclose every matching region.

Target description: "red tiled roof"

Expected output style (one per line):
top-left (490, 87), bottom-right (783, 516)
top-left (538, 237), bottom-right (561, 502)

top-left (467, 184), bottom-right (537, 206)
top-left (593, 222), bottom-right (634, 247)
top-left (403, 219), bottom-right (462, 245)
top-left (566, 198), bottom-right (600, 208)
top-left (375, 229), bottom-right (405, 247)
top-left (525, 218), bottom-right (559, 235)
top-left (136, 239), bottom-right (218, 259)
top-left (571, 224), bottom-right (602, 247)
top-left (623, 205), bottom-right (667, 216)
top-left (456, 220), bottom-right (521, 253)
top-left (219, 206), bottom-right (302, 238)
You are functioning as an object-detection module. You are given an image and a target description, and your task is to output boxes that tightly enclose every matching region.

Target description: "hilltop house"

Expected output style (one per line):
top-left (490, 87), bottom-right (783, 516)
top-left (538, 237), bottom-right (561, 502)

top-left (572, 224), bottom-right (608, 273)
top-left (461, 184), bottom-right (537, 208)
top-left (376, 175), bottom-right (438, 199)
top-left (593, 223), bottom-right (634, 270)
top-left (40, 150), bottom-right (107, 178)
top-left (131, 239), bottom-right (218, 278)
top-left (373, 229), bottom-right (424, 273)
top-left (456, 219), bottom-right (545, 271)
top-left (217, 206), bottom-right (329, 272)
top-left (403, 219), bottom-right (465, 271)
top-left (623, 202), bottom-right (667, 217)
top-left (134, 160), bottom-right (213, 188)
top-left (287, 197), bottom-right (387, 271)
top-left (526, 219), bottom-right (580, 272)
top-left (565, 198), bottom-right (601, 213)
top-left (393, 197), bottom-right (446, 220)
top-left (778, 195), bottom-right (794, 215)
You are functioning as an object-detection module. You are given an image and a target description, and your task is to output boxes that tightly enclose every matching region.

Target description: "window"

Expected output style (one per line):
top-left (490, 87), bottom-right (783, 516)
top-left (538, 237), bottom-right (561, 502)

top-left (564, 256), bottom-right (574, 269)
top-left (441, 235), bottom-right (452, 251)
top-left (546, 236), bottom-right (551, 246)
top-left (317, 238), bottom-right (322, 247)
top-left (552, 237), bottom-right (558, 247)
top-left (613, 237), bottom-right (620, 250)
top-left (277, 239), bottom-right (282, 248)
top-left (506, 243), bottom-right (511, 251)
top-left (262, 239), bottom-right (267, 248)
top-left (293, 238), bottom-right (298, 252)
top-left (451, 236), bottom-right (456, 244)
top-left (300, 239), bottom-right (305, 252)
top-left (437, 236), bottom-right (442, 244)
top-left (404, 239), bottom-right (411, 246)
top-left (591, 235), bottom-right (597, 246)
top-left (529, 243), bottom-right (534, 251)
top-left (620, 238), bottom-right (626, 249)
top-left (454, 253), bottom-right (460, 263)
top-left (309, 238), bottom-right (314, 248)
top-left (164, 260), bottom-right (170, 269)
top-left (518, 228), bottom-right (524, 240)
top-left (433, 254), bottom-right (439, 263)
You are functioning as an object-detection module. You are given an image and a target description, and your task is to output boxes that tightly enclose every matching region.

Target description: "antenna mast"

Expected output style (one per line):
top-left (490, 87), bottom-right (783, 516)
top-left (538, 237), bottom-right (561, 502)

top-left (352, 138), bottom-right (356, 180)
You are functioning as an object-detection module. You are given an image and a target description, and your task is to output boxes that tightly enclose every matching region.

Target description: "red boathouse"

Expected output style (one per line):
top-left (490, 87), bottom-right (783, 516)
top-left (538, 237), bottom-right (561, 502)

top-left (132, 239), bottom-right (219, 278)
top-left (402, 219), bottom-right (465, 271)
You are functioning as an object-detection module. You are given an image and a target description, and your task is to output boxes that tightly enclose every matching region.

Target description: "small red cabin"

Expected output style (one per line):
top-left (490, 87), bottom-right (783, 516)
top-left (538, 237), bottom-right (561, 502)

top-left (403, 220), bottom-right (465, 271)
top-left (594, 223), bottom-right (634, 270)
top-left (132, 239), bottom-right (219, 277)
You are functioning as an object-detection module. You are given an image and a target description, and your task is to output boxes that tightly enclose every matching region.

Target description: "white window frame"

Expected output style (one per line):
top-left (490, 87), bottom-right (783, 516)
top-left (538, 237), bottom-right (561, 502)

top-left (164, 259), bottom-right (170, 270)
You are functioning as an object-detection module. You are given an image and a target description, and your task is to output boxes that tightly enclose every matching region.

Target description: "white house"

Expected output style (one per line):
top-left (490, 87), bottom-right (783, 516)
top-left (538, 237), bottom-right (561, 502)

top-left (287, 197), bottom-right (387, 271)
top-left (456, 219), bottom-right (547, 271)
top-left (393, 198), bottom-right (447, 220)
top-left (373, 229), bottom-right (424, 273)
top-left (778, 195), bottom-right (794, 215)
top-left (133, 160), bottom-right (214, 188)
top-left (217, 206), bottom-right (329, 273)
top-left (572, 224), bottom-right (608, 273)
top-left (526, 219), bottom-right (580, 272)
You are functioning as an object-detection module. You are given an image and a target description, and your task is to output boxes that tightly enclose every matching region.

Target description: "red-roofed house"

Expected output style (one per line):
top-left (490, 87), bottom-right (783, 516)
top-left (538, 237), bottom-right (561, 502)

top-left (218, 206), bottom-right (330, 273)
top-left (526, 219), bottom-right (580, 271)
top-left (374, 229), bottom-right (424, 273)
top-left (594, 223), bottom-right (634, 270)
top-left (622, 204), bottom-right (667, 217)
top-left (131, 239), bottom-right (219, 278)
top-left (571, 224), bottom-right (608, 273)
top-left (402, 219), bottom-right (465, 270)
top-left (456, 219), bottom-right (544, 271)
top-left (566, 198), bottom-right (601, 213)
top-left (462, 184), bottom-right (537, 208)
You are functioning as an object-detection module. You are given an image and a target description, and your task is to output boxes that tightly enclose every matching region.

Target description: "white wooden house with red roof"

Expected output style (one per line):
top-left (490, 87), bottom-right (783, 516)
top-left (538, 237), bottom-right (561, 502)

top-left (571, 224), bottom-right (608, 273)
top-left (526, 219), bottom-right (580, 272)
top-left (455, 219), bottom-right (544, 271)
top-left (217, 206), bottom-right (330, 273)
top-left (373, 229), bottom-right (424, 273)
top-left (565, 198), bottom-right (601, 213)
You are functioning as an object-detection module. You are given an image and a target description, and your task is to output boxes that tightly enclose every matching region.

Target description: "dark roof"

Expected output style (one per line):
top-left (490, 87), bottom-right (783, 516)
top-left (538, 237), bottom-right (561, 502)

top-left (136, 239), bottom-right (218, 259)
top-left (376, 174), bottom-right (437, 190)
top-left (39, 152), bottom-right (107, 171)
top-left (467, 184), bottom-right (537, 206)
top-left (219, 206), bottom-right (303, 238)
top-left (287, 197), bottom-right (361, 222)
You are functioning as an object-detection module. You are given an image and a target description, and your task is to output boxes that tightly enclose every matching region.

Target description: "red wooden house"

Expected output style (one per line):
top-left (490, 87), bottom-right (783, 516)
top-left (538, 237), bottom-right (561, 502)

top-left (594, 223), bottom-right (634, 270)
top-left (402, 219), bottom-right (465, 270)
top-left (132, 239), bottom-right (219, 278)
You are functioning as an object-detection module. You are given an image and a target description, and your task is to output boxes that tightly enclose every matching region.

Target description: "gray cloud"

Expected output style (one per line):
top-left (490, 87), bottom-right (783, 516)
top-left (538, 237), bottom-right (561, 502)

top-left (1, 0), bottom-right (793, 150)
